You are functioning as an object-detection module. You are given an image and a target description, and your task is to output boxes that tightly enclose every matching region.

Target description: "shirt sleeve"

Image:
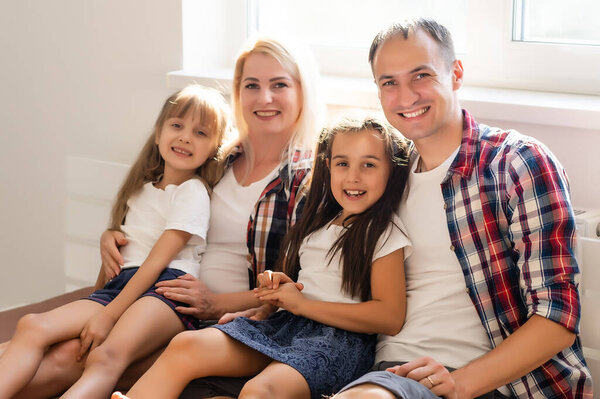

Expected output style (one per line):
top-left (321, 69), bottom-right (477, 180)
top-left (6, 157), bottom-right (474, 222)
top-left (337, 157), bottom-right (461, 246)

top-left (166, 179), bottom-right (210, 245)
top-left (374, 216), bottom-right (412, 262)
top-left (506, 141), bottom-right (580, 333)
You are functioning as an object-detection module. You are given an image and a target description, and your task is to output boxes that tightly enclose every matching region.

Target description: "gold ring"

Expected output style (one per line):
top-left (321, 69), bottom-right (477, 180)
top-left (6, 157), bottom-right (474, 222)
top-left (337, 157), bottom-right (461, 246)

top-left (426, 375), bottom-right (435, 387)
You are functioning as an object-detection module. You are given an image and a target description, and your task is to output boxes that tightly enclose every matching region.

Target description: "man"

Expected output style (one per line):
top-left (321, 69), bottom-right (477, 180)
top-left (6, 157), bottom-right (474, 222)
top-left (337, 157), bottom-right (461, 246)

top-left (334, 19), bottom-right (592, 399)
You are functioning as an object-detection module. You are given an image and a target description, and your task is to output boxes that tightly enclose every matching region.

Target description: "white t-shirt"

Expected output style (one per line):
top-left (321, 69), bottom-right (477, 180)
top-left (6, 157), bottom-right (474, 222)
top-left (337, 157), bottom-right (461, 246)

top-left (377, 148), bottom-right (493, 369)
top-left (120, 179), bottom-right (209, 277)
top-left (197, 167), bottom-right (278, 293)
top-left (297, 216), bottom-right (411, 303)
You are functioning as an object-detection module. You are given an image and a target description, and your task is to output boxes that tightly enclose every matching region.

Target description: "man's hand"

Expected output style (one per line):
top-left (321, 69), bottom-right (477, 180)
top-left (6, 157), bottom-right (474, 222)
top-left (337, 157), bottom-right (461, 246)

top-left (100, 230), bottom-right (128, 280)
top-left (78, 312), bottom-right (118, 360)
top-left (218, 303), bottom-right (277, 324)
top-left (386, 357), bottom-right (460, 399)
top-left (155, 274), bottom-right (219, 320)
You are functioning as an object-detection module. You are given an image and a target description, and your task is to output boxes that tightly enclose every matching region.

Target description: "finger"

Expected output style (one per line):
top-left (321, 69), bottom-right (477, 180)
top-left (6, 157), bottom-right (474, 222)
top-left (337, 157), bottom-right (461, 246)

top-left (162, 291), bottom-right (191, 304)
top-left (78, 334), bottom-right (92, 360)
top-left (385, 366), bottom-right (405, 376)
top-left (174, 306), bottom-right (198, 317)
top-left (295, 282), bottom-right (304, 291)
top-left (108, 246), bottom-right (124, 267)
top-left (178, 274), bottom-right (197, 281)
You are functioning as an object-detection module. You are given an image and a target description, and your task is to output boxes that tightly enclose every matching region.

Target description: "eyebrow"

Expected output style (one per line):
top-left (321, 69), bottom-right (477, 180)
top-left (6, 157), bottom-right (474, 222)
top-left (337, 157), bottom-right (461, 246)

top-left (242, 76), bottom-right (293, 83)
top-left (376, 64), bottom-right (432, 82)
top-left (331, 154), bottom-right (382, 160)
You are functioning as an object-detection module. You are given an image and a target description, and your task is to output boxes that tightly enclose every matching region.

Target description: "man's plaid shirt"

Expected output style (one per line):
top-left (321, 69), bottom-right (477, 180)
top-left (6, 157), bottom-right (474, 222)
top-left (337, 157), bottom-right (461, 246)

top-left (441, 110), bottom-right (592, 397)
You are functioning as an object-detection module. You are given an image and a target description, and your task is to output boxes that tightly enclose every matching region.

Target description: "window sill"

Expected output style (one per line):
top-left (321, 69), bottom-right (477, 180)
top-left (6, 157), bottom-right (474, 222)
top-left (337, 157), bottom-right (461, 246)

top-left (168, 69), bottom-right (600, 130)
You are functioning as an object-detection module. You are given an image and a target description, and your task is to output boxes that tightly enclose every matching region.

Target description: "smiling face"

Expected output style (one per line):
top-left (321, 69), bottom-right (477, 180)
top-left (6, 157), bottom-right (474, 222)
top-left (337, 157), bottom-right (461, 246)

top-left (372, 29), bottom-right (463, 148)
top-left (328, 129), bottom-right (391, 222)
top-left (239, 52), bottom-right (303, 143)
top-left (156, 112), bottom-right (217, 187)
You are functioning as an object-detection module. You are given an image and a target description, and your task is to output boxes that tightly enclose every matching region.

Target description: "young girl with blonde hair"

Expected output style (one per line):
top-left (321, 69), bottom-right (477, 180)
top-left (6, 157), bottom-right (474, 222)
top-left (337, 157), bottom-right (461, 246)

top-left (0, 84), bottom-right (232, 399)
top-left (114, 115), bottom-right (412, 399)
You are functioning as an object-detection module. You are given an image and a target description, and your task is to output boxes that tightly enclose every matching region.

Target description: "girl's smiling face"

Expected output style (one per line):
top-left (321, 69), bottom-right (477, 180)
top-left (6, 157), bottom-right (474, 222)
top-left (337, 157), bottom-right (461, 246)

top-left (239, 52), bottom-right (303, 143)
top-left (328, 129), bottom-right (391, 222)
top-left (156, 112), bottom-right (216, 187)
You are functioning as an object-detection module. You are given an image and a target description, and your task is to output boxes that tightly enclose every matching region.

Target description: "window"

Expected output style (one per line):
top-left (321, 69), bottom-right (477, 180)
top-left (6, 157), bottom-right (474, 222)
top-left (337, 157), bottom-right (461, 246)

top-left (181, 0), bottom-right (600, 95)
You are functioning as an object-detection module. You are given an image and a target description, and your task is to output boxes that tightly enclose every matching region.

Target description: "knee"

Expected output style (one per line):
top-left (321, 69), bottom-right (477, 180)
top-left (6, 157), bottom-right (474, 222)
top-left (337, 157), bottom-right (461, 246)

top-left (331, 384), bottom-right (396, 399)
top-left (239, 379), bottom-right (276, 399)
top-left (85, 342), bottom-right (122, 370)
top-left (14, 313), bottom-right (47, 341)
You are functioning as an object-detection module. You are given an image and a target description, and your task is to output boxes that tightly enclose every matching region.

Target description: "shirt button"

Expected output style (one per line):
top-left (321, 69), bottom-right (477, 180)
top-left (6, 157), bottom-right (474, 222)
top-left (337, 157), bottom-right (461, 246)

top-left (450, 245), bottom-right (455, 251)
top-left (443, 203), bottom-right (448, 209)
top-left (465, 287), bottom-right (470, 294)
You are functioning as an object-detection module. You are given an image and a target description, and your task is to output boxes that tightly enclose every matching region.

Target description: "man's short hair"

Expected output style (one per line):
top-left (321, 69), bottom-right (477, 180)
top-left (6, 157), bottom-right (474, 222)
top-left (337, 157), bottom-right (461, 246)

top-left (368, 18), bottom-right (456, 71)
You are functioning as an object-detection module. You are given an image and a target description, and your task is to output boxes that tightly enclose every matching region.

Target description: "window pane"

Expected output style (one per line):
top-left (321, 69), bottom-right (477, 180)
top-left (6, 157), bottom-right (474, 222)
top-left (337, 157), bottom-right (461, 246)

top-left (513, 0), bottom-right (600, 46)
top-left (253, 0), bottom-right (467, 52)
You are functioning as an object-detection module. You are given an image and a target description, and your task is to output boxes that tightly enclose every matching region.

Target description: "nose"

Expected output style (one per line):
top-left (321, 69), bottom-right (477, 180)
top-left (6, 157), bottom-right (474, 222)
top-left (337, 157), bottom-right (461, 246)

top-left (396, 83), bottom-right (419, 108)
top-left (347, 166), bottom-right (361, 183)
top-left (258, 88), bottom-right (273, 104)
top-left (179, 129), bottom-right (192, 143)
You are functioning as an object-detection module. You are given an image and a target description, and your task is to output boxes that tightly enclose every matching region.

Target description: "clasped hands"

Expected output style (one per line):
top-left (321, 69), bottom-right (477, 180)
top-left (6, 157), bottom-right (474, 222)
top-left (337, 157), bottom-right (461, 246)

top-left (253, 271), bottom-right (305, 314)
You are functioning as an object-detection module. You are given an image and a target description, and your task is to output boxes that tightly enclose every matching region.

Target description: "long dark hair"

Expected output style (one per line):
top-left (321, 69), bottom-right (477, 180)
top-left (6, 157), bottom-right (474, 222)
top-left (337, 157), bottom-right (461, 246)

top-left (276, 115), bottom-right (410, 301)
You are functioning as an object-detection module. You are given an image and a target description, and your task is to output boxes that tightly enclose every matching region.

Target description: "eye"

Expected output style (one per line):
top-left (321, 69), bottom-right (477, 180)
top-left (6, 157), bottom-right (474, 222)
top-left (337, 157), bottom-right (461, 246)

top-left (414, 72), bottom-right (431, 80)
top-left (273, 81), bottom-right (289, 89)
top-left (244, 83), bottom-right (259, 89)
top-left (335, 161), bottom-right (348, 167)
top-left (381, 79), bottom-right (397, 87)
top-left (196, 130), bottom-right (207, 137)
top-left (364, 162), bottom-right (376, 168)
top-left (171, 122), bottom-right (183, 129)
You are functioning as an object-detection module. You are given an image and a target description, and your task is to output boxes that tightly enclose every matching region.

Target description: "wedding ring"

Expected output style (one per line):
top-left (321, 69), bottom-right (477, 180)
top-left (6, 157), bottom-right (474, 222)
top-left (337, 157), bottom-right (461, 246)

top-left (426, 375), bottom-right (436, 387)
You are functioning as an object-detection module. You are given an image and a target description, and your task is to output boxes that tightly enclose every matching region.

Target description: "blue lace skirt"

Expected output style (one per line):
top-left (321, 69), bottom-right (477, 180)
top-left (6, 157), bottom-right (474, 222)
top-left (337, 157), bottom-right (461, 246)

top-left (212, 310), bottom-right (376, 399)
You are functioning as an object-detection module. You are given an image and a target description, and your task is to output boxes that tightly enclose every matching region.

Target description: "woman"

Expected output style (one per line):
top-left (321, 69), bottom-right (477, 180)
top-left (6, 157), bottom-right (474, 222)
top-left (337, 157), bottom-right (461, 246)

top-left (4, 35), bottom-right (325, 399)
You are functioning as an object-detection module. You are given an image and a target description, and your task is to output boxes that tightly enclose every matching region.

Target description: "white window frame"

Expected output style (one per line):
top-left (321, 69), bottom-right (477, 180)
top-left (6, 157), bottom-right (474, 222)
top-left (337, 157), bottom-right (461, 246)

top-left (170, 0), bottom-right (600, 129)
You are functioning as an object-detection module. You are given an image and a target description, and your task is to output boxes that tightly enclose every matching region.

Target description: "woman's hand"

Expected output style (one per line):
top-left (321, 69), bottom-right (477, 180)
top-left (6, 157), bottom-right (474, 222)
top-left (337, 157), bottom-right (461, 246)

top-left (155, 274), bottom-right (219, 320)
top-left (100, 230), bottom-right (128, 280)
top-left (78, 312), bottom-right (118, 360)
top-left (256, 271), bottom-right (304, 291)
top-left (217, 303), bottom-right (277, 324)
top-left (386, 357), bottom-right (459, 399)
top-left (255, 280), bottom-right (307, 315)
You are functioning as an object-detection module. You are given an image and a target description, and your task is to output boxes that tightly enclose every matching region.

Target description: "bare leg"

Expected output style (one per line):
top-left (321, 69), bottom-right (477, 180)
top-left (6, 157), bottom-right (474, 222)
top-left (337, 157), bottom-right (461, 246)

top-left (124, 328), bottom-right (272, 399)
top-left (61, 297), bottom-right (185, 399)
top-left (239, 361), bottom-right (310, 399)
top-left (0, 300), bottom-right (103, 399)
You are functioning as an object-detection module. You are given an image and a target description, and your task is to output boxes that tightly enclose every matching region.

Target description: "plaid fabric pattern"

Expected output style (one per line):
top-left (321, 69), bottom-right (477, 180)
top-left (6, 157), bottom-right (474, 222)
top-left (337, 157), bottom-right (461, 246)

top-left (225, 146), bottom-right (312, 289)
top-left (441, 110), bottom-right (592, 398)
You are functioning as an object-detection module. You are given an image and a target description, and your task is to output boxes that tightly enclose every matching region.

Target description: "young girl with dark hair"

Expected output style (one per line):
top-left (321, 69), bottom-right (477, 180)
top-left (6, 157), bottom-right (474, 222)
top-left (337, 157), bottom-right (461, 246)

top-left (0, 84), bottom-right (232, 399)
top-left (113, 115), bottom-right (411, 399)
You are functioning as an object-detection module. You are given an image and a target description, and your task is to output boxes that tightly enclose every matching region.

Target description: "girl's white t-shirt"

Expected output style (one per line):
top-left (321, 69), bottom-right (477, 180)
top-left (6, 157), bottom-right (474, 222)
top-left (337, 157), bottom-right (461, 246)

top-left (377, 148), bottom-right (494, 370)
top-left (120, 179), bottom-right (209, 277)
top-left (197, 167), bottom-right (278, 293)
top-left (297, 216), bottom-right (411, 304)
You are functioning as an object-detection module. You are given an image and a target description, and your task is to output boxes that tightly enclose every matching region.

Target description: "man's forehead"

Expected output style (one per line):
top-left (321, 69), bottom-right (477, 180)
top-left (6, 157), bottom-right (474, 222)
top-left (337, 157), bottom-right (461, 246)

top-left (373, 32), bottom-right (442, 75)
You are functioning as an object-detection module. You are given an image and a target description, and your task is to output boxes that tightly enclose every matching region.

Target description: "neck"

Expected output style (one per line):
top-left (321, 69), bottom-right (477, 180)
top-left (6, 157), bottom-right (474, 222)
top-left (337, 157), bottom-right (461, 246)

top-left (414, 108), bottom-right (463, 172)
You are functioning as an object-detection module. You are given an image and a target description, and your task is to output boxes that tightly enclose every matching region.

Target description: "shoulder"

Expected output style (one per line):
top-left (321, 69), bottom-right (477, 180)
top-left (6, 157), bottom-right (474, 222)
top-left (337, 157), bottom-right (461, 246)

top-left (286, 147), bottom-right (313, 174)
top-left (172, 178), bottom-right (210, 204)
top-left (375, 217), bottom-right (412, 261)
top-left (478, 124), bottom-right (565, 177)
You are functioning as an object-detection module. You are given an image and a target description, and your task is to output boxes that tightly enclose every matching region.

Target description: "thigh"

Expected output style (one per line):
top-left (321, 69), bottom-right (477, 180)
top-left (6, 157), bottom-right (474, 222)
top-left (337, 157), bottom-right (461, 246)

top-left (242, 360), bottom-right (310, 399)
top-left (99, 296), bottom-right (184, 361)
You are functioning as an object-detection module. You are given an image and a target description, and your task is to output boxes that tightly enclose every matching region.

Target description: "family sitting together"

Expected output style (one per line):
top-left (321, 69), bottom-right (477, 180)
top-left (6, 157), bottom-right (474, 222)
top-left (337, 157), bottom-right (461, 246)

top-left (0, 18), bottom-right (592, 399)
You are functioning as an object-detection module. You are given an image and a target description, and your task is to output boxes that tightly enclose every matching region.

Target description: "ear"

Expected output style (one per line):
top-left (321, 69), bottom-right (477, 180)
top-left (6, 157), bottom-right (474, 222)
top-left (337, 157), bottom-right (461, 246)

top-left (451, 59), bottom-right (464, 90)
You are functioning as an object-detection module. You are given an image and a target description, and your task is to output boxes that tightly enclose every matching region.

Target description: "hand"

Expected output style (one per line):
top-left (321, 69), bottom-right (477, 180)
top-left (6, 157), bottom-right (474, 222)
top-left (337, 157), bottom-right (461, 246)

top-left (218, 303), bottom-right (277, 324)
top-left (256, 271), bottom-right (304, 291)
top-left (155, 274), bottom-right (218, 320)
top-left (78, 311), bottom-right (117, 360)
top-left (100, 230), bottom-right (128, 280)
top-left (386, 357), bottom-right (459, 399)
top-left (254, 281), bottom-right (306, 315)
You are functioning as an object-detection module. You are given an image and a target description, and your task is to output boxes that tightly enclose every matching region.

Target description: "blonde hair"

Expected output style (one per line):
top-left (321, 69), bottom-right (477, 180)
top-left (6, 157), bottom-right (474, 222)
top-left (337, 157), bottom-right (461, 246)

top-left (228, 35), bottom-right (325, 174)
top-left (108, 84), bottom-right (233, 230)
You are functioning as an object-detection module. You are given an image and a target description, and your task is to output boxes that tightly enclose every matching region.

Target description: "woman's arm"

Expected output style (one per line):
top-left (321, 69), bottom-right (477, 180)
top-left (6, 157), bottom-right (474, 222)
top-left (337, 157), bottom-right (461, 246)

top-left (79, 229), bottom-right (190, 356)
top-left (256, 249), bottom-right (406, 335)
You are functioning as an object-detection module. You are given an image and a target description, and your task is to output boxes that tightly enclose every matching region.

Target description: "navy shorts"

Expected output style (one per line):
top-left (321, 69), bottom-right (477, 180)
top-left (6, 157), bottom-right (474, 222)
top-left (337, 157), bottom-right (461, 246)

top-left (86, 267), bottom-right (203, 330)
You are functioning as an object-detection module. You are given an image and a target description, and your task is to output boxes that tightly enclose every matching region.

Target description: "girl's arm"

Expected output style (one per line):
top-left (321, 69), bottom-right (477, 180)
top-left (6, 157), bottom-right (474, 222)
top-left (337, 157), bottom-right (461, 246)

top-left (78, 229), bottom-right (191, 357)
top-left (256, 248), bottom-right (406, 335)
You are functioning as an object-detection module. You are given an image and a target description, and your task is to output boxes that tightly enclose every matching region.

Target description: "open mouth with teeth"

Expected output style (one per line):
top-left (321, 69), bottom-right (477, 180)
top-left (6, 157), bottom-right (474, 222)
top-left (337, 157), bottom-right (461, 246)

top-left (172, 147), bottom-right (192, 157)
top-left (400, 106), bottom-right (430, 119)
top-left (255, 111), bottom-right (280, 117)
top-left (344, 189), bottom-right (366, 198)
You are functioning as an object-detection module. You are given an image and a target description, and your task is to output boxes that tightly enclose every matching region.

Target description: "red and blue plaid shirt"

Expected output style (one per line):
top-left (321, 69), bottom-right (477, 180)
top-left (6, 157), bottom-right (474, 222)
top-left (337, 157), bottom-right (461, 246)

top-left (442, 110), bottom-right (592, 398)
top-left (225, 146), bottom-right (312, 289)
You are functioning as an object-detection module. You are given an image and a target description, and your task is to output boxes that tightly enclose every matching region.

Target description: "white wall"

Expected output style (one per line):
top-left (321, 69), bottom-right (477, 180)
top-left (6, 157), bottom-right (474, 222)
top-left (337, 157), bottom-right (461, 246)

top-left (1, 1), bottom-right (598, 311)
top-left (0, 0), bottom-right (183, 309)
